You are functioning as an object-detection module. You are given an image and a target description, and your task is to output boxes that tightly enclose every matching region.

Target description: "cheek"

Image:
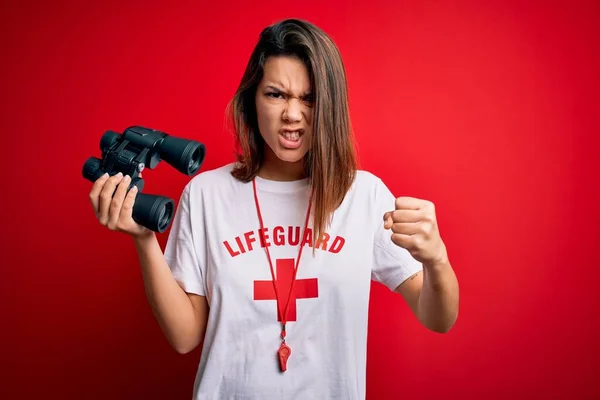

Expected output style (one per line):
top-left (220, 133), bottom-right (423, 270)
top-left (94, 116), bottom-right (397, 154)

top-left (305, 107), bottom-right (314, 122)
top-left (256, 102), bottom-right (281, 132)
top-left (305, 109), bottom-right (314, 136)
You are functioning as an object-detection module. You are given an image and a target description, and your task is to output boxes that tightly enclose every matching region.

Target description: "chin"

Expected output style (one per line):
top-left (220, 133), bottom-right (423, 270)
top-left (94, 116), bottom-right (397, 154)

top-left (274, 148), bottom-right (308, 164)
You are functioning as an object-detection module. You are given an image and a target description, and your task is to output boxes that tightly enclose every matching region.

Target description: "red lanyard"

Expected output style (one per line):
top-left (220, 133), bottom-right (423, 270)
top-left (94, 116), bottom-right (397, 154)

top-left (252, 177), bottom-right (313, 372)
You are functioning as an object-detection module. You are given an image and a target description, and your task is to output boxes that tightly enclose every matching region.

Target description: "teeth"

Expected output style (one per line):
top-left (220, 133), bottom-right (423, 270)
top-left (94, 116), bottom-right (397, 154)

top-left (283, 131), bottom-right (300, 141)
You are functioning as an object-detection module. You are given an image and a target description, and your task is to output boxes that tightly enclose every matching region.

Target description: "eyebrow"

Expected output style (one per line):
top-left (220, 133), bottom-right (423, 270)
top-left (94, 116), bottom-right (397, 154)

top-left (264, 84), bottom-right (312, 97)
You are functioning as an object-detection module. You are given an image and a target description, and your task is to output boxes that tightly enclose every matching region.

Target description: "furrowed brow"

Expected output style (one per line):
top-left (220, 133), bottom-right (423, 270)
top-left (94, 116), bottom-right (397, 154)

top-left (265, 83), bottom-right (311, 97)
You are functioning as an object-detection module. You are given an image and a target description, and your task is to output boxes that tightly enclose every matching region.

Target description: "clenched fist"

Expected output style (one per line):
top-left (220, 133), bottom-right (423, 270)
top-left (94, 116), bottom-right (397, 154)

top-left (383, 196), bottom-right (448, 266)
top-left (88, 172), bottom-right (151, 239)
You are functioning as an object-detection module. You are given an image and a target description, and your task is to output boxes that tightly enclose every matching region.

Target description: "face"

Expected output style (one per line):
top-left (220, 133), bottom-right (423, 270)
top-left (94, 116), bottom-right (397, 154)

top-left (255, 55), bottom-right (314, 168)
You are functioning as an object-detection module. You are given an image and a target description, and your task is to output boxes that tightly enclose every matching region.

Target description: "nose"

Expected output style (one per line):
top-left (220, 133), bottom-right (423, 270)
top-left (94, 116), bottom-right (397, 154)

top-left (282, 99), bottom-right (303, 123)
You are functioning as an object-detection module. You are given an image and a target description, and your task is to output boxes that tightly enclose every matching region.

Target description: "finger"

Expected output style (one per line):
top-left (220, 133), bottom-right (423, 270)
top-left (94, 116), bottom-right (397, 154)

top-left (383, 211), bottom-right (393, 229)
top-left (392, 222), bottom-right (420, 235)
top-left (89, 173), bottom-right (109, 214)
top-left (98, 172), bottom-right (123, 225)
top-left (391, 209), bottom-right (422, 223)
top-left (391, 233), bottom-right (413, 249)
top-left (120, 185), bottom-right (138, 221)
top-left (107, 175), bottom-right (131, 229)
top-left (395, 197), bottom-right (422, 210)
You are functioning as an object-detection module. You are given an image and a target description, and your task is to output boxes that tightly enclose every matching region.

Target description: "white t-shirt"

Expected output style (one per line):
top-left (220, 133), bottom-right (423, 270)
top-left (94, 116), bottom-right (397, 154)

top-left (163, 162), bottom-right (422, 400)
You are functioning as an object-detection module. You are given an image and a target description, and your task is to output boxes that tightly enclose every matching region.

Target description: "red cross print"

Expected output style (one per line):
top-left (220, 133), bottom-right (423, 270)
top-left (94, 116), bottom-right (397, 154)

top-left (253, 258), bottom-right (319, 321)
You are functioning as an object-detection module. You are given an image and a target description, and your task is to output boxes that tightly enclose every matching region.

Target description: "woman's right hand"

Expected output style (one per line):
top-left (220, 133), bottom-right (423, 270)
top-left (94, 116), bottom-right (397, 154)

top-left (89, 172), bottom-right (152, 239)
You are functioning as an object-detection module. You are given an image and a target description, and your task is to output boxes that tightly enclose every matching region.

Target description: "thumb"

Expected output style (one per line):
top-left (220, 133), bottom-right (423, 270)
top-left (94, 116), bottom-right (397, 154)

top-left (383, 211), bottom-right (393, 229)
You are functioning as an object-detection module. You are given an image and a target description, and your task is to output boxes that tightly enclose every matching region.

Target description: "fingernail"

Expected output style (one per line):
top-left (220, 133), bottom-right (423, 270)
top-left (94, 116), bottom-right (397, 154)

top-left (124, 175), bottom-right (131, 182)
top-left (131, 186), bottom-right (138, 192)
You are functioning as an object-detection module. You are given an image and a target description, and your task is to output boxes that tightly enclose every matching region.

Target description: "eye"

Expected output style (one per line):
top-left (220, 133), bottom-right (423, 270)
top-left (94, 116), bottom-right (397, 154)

top-left (266, 91), bottom-right (284, 99)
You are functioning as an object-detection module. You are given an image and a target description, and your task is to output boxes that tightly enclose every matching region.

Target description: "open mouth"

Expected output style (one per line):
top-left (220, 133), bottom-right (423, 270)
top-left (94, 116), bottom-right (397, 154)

top-left (279, 129), bottom-right (304, 149)
top-left (282, 130), bottom-right (301, 141)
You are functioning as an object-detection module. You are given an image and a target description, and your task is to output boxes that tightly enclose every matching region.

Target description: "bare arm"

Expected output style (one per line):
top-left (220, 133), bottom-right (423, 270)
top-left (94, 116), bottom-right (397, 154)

top-left (383, 195), bottom-right (459, 333)
top-left (133, 232), bottom-right (209, 354)
top-left (89, 172), bottom-right (208, 353)
top-left (395, 257), bottom-right (459, 333)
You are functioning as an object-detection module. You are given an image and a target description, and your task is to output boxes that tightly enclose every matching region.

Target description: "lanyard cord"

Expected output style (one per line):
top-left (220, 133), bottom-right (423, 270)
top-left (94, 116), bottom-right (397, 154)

top-left (252, 177), bottom-right (314, 342)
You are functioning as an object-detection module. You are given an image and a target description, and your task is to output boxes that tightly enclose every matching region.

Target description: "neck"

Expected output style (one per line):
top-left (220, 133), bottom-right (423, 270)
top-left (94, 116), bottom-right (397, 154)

top-left (258, 149), bottom-right (307, 182)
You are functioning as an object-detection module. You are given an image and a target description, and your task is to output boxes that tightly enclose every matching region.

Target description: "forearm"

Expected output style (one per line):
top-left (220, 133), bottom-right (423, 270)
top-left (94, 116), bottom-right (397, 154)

top-left (133, 233), bottom-right (203, 352)
top-left (418, 257), bottom-right (459, 333)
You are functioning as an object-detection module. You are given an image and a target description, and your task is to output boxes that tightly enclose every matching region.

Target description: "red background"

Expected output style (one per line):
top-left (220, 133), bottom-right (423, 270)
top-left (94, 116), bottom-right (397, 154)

top-left (1, 0), bottom-right (599, 399)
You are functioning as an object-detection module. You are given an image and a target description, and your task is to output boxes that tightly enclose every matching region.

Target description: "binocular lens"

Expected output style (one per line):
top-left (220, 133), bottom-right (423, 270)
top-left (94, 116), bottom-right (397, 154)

top-left (188, 145), bottom-right (204, 174)
top-left (157, 201), bottom-right (173, 232)
top-left (160, 136), bottom-right (206, 176)
top-left (132, 193), bottom-right (175, 233)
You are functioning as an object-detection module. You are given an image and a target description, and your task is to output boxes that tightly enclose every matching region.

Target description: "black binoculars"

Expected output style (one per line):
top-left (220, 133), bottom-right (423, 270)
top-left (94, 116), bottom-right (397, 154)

top-left (82, 126), bottom-right (206, 232)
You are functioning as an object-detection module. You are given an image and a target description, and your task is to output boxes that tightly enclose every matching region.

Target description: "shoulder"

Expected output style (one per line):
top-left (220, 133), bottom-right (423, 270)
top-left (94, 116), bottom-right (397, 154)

top-left (354, 169), bottom-right (383, 184)
top-left (347, 169), bottom-right (396, 209)
top-left (351, 169), bottom-right (386, 193)
top-left (184, 162), bottom-right (240, 193)
top-left (336, 169), bottom-right (389, 210)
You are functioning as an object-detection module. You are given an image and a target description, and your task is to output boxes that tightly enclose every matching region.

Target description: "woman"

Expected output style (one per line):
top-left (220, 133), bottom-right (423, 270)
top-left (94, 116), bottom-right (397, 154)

top-left (88, 18), bottom-right (459, 400)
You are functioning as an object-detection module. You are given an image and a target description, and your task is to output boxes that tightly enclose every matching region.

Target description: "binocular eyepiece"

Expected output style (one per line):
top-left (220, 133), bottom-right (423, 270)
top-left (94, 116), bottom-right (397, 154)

top-left (82, 126), bottom-right (206, 232)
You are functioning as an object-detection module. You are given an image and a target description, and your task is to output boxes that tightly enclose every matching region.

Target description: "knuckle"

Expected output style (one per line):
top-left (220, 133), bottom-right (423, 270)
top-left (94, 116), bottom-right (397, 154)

top-left (414, 236), bottom-right (424, 249)
top-left (423, 212), bottom-right (434, 223)
top-left (421, 222), bottom-right (432, 236)
top-left (95, 181), bottom-right (105, 189)
top-left (426, 201), bottom-right (435, 213)
top-left (100, 192), bottom-right (111, 202)
top-left (110, 198), bottom-right (121, 209)
top-left (116, 220), bottom-right (129, 231)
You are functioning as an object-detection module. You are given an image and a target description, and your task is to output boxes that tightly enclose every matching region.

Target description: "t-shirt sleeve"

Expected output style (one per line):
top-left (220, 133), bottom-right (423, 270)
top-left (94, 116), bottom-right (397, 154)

top-left (371, 177), bottom-right (423, 291)
top-left (163, 182), bottom-right (206, 296)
